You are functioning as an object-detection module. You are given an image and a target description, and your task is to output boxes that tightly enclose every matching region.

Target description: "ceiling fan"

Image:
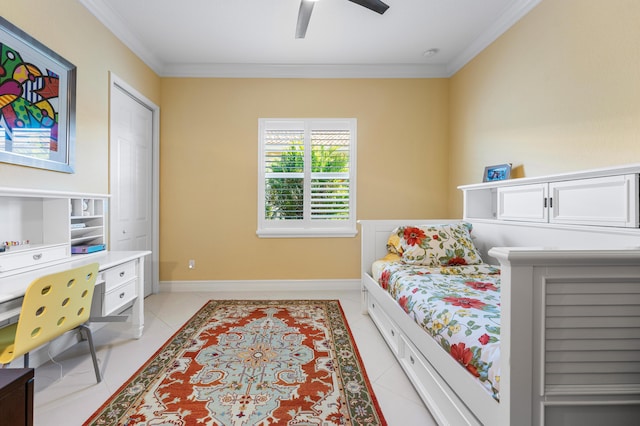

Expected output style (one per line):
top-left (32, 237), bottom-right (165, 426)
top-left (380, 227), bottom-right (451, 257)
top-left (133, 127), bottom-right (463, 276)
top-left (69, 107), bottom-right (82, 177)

top-left (295, 0), bottom-right (390, 39)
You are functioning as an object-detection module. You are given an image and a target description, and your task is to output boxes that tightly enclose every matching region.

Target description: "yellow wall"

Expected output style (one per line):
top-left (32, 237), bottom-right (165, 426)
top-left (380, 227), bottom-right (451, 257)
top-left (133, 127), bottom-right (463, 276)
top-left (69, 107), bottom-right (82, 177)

top-left (159, 78), bottom-right (449, 281)
top-left (4, 0), bottom-right (637, 282)
top-left (1, 0), bottom-right (160, 193)
top-left (449, 0), bottom-right (640, 215)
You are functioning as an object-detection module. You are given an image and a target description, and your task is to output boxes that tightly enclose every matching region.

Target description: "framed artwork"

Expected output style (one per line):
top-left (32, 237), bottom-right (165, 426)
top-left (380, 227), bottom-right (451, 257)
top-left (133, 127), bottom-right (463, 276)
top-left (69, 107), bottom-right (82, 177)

top-left (0, 17), bottom-right (76, 173)
top-left (483, 163), bottom-right (512, 182)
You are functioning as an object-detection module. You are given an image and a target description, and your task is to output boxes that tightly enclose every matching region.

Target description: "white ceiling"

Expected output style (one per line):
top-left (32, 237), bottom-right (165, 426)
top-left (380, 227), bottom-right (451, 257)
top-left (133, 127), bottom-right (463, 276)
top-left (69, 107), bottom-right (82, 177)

top-left (80, 0), bottom-right (540, 78)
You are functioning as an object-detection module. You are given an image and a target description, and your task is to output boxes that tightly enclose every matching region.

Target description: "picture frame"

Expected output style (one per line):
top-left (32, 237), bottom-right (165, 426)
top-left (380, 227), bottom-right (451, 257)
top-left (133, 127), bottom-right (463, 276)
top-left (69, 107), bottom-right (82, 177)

top-left (483, 163), bottom-right (512, 182)
top-left (0, 17), bottom-right (76, 173)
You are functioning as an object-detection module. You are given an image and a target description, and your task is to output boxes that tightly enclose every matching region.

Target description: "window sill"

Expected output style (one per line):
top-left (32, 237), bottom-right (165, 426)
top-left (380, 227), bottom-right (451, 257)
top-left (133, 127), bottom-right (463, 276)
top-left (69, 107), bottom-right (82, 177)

top-left (256, 228), bottom-right (358, 238)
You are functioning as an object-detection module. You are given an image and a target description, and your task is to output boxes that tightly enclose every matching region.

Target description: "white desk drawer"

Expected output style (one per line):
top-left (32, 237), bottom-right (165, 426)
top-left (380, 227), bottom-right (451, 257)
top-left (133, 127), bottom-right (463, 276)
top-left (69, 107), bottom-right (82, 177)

top-left (103, 279), bottom-right (137, 316)
top-left (0, 244), bottom-right (69, 274)
top-left (103, 260), bottom-right (136, 292)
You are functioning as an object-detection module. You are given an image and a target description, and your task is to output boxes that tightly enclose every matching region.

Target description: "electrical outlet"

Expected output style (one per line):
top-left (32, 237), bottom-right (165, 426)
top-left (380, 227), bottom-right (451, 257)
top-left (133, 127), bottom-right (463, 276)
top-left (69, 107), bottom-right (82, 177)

top-left (188, 259), bottom-right (195, 269)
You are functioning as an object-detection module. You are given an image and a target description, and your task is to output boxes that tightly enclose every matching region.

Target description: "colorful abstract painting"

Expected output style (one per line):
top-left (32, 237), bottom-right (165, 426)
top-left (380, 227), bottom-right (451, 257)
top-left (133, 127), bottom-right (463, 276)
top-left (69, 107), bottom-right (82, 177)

top-left (0, 17), bottom-right (75, 172)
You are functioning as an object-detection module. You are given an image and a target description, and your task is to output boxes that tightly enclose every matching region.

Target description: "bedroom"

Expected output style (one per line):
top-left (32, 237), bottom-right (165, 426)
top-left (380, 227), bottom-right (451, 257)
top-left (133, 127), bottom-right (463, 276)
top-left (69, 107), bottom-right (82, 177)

top-left (1, 0), bottom-right (638, 424)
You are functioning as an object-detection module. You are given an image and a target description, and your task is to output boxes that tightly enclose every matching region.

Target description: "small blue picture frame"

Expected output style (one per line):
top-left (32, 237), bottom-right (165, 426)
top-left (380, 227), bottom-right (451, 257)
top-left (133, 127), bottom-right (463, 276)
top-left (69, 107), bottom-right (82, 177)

top-left (483, 163), bottom-right (512, 182)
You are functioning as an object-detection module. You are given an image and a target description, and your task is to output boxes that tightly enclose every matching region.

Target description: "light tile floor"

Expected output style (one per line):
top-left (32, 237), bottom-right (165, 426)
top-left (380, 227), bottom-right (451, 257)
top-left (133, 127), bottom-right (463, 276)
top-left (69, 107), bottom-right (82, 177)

top-left (33, 289), bottom-right (436, 425)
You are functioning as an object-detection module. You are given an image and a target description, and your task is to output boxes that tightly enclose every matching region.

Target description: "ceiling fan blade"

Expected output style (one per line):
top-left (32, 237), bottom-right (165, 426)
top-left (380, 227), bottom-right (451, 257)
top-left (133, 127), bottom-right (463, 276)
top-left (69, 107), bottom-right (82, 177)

top-left (295, 0), bottom-right (315, 39)
top-left (347, 0), bottom-right (390, 14)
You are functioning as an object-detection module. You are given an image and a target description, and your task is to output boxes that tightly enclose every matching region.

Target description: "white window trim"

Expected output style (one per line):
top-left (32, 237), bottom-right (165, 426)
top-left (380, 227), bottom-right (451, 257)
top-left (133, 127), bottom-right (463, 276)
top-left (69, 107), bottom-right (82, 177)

top-left (257, 118), bottom-right (357, 238)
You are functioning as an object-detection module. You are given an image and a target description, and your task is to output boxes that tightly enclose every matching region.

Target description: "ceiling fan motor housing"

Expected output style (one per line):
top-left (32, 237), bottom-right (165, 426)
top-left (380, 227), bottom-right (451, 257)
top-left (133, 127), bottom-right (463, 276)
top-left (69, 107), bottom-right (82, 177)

top-left (296, 0), bottom-right (390, 39)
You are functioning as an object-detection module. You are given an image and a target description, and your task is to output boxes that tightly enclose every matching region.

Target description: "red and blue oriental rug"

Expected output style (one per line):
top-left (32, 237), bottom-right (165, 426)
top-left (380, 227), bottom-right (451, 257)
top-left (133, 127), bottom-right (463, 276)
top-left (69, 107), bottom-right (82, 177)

top-left (85, 299), bottom-right (387, 425)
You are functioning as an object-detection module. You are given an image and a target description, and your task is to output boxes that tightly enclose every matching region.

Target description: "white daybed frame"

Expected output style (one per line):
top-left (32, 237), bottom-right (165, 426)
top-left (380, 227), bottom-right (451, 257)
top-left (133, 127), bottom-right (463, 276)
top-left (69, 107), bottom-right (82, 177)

top-left (360, 219), bottom-right (640, 425)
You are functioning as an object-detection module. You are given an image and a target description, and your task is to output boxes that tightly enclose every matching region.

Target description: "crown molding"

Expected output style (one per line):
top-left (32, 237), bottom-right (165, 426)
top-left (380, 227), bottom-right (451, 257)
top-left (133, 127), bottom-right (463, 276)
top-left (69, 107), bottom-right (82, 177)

top-left (161, 63), bottom-right (450, 78)
top-left (79, 0), bottom-right (164, 74)
top-left (81, 0), bottom-right (541, 79)
top-left (446, 0), bottom-right (542, 76)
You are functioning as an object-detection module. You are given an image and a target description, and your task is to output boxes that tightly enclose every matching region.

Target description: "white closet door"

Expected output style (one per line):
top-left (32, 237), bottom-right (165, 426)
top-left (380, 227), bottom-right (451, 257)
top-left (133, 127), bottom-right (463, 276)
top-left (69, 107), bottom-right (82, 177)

top-left (110, 84), bottom-right (154, 296)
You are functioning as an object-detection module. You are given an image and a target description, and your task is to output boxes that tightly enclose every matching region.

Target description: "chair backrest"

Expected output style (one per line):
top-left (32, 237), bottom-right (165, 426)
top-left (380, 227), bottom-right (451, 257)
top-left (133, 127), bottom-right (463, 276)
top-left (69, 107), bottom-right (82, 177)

top-left (12, 263), bottom-right (99, 358)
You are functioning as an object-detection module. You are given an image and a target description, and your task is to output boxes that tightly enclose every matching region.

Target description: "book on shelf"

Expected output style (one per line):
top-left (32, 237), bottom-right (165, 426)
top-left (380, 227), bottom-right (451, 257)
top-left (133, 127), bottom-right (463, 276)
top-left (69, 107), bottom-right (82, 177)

top-left (71, 244), bottom-right (106, 254)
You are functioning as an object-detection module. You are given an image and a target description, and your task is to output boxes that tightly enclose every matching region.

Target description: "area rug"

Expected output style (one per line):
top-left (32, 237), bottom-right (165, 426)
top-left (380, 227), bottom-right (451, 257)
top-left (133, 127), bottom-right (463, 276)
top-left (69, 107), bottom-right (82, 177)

top-left (85, 299), bottom-right (387, 425)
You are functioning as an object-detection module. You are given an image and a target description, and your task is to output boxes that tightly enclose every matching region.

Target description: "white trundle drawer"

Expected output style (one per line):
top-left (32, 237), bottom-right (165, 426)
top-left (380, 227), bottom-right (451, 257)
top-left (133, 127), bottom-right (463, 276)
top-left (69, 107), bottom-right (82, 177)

top-left (399, 335), bottom-right (482, 426)
top-left (399, 335), bottom-right (430, 389)
top-left (0, 244), bottom-right (69, 274)
top-left (103, 279), bottom-right (137, 316)
top-left (103, 260), bottom-right (136, 292)
top-left (368, 293), bottom-right (400, 354)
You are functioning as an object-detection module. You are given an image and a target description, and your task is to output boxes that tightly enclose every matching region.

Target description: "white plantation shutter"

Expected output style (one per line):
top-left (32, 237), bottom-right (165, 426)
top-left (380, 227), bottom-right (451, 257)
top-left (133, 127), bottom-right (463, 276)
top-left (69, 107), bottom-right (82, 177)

top-left (258, 119), bottom-right (357, 238)
top-left (310, 129), bottom-right (350, 220)
top-left (263, 127), bottom-right (305, 220)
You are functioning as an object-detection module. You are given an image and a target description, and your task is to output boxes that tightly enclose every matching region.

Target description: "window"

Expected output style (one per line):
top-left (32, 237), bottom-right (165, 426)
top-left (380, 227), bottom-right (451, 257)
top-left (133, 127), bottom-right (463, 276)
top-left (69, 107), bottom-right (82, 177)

top-left (258, 118), bottom-right (357, 238)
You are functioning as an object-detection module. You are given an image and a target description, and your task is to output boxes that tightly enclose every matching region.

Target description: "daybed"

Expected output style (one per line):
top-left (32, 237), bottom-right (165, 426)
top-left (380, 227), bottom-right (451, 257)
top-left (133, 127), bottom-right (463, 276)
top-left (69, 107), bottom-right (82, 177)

top-left (360, 165), bottom-right (640, 425)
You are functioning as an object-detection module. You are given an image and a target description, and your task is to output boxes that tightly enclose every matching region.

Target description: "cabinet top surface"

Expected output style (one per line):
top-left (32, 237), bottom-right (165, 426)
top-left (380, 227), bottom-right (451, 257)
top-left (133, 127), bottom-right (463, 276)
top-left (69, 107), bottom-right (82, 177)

top-left (0, 368), bottom-right (34, 388)
top-left (74, 250), bottom-right (152, 270)
top-left (458, 163), bottom-right (640, 190)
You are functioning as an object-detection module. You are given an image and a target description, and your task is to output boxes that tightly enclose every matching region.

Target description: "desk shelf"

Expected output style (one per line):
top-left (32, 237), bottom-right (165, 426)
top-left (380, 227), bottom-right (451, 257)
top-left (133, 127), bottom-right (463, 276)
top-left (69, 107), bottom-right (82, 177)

top-left (0, 187), bottom-right (108, 276)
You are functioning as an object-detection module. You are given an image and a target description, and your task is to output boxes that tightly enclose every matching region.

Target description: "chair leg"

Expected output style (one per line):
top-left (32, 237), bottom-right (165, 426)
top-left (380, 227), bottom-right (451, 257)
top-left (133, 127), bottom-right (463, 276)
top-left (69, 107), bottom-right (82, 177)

top-left (79, 325), bottom-right (101, 383)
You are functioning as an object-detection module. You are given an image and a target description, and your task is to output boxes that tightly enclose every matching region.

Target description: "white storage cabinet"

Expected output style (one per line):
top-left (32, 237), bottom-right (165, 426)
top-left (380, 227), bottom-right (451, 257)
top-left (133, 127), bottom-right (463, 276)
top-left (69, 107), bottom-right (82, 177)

top-left (461, 165), bottom-right (640, 229)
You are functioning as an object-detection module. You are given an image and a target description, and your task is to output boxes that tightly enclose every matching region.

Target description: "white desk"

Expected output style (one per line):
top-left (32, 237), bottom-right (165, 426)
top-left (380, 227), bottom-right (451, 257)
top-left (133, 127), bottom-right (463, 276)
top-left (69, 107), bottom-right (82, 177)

top-left (0, 250), bottom-right (151, 338)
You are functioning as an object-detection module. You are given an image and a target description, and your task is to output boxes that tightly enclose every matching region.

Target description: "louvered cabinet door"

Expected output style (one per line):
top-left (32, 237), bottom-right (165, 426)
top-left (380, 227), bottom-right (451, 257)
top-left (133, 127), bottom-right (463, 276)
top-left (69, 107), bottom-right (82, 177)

top-left (543, 276), bottom-right (640, 394)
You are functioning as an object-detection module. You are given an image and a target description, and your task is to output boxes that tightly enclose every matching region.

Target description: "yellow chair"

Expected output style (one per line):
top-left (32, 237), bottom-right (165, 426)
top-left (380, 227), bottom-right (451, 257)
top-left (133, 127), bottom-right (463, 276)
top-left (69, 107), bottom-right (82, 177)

top-left (0, 263), bottom-right (101, 383)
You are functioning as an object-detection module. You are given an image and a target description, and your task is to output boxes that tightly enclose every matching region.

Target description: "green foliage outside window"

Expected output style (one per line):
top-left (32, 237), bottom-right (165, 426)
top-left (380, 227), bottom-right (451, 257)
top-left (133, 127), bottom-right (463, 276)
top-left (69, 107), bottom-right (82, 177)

top-left (265, 141), bottom-right (349, 220)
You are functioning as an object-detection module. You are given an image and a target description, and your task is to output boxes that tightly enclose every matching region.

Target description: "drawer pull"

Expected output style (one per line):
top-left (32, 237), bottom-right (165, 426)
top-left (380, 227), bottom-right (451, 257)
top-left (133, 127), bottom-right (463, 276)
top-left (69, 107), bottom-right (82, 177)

top-left (33, 253), bottom-right (43, 260)
top-left (372, 303), bottom-right (375, 309)
top-left (410, 356), bottom-right (415, 365)
top-left (119, 271), bottom-right (126, 277)
top-left (391, 330), bottom-right (395, 336)
top-left (119, 292), bottom-right (126, 299)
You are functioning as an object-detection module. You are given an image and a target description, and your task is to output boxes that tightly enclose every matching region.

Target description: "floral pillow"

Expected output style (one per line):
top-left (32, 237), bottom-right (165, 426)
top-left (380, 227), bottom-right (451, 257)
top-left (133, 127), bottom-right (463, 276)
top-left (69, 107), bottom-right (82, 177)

top-left (388, 222), bottom-right (483, 266)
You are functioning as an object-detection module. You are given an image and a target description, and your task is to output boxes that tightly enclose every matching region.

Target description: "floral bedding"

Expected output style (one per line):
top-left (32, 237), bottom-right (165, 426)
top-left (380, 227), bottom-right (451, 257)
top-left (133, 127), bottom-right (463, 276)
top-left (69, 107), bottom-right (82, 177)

top-left (375, 259), bottom-right (502, 401)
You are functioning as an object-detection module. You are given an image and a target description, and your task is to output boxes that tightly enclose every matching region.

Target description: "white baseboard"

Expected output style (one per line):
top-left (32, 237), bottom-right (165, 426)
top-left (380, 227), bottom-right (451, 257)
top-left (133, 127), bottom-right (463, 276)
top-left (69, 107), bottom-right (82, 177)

top-left (159, 279), bottom-right (361, 293)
